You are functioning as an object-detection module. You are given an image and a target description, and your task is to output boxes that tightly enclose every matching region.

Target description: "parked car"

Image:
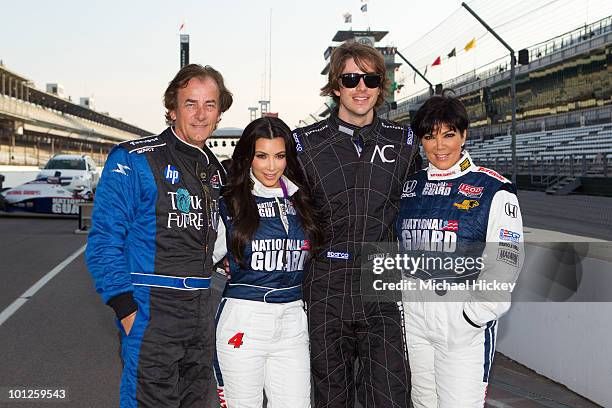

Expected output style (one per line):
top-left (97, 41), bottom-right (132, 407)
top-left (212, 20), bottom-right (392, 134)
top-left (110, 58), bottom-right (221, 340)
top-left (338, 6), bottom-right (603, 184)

top-left (0, 154), bottom-right (97, 216)
top-left (37, 154), bottom-right (100, 191)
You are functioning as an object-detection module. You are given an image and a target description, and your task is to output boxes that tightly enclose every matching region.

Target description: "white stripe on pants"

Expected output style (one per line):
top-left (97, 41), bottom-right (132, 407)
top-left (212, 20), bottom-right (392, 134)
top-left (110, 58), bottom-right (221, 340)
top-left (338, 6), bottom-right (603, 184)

top-left (403, 301), bottom-right (496, 408)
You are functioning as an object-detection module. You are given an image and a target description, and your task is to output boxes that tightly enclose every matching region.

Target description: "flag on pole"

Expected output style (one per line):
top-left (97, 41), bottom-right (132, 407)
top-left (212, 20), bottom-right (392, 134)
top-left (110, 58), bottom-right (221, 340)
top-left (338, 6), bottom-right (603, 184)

top-left (432, 56), bottom-right (441, 66)
top-left (343, 12), bottom-right (352, 23)
top-left (464, 37), bottom-right (476, 52)
top-left (447, 48), bottom-right (456, 58)
top-left (361, 3), bottom-right (368, 12)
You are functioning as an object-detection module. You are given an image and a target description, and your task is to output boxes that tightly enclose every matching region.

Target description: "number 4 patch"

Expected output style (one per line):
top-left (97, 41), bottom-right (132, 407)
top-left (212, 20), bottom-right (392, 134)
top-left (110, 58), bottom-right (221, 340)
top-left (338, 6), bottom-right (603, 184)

top-left (228, 332), bottom-right (244, 348)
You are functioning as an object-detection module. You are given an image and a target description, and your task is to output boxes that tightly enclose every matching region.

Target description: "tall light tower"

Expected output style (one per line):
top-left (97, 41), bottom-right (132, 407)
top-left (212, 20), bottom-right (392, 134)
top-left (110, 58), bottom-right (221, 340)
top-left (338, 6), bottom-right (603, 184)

top-left (180, 34), bottom-right (190, 68)
top-left (259, 100), bottom-right (270, 117)
top-left (249, 107), bottom-right (259, 122)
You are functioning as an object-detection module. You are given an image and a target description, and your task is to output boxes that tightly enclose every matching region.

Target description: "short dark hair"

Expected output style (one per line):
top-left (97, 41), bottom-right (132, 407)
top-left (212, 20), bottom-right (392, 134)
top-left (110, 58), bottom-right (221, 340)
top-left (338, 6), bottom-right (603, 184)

top-left (320, 41), bottom-right (389, 109)
top-left (410, 93), bottom-right (469, 138)
top-left (163, 64), bottom-right (233, 124)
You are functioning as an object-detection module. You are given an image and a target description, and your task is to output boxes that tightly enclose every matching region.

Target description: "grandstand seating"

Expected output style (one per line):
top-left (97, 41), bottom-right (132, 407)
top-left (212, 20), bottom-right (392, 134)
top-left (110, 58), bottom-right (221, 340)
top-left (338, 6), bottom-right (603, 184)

top-left (0, 93), bottom-right (138, 142)
top-left (467, 123), bottom-right (612, 176)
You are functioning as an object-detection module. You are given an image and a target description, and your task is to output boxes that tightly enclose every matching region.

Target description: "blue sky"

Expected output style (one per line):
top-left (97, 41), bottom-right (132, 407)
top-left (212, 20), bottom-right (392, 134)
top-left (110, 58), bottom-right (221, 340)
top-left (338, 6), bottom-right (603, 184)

top-left (1, 0), bottom-right (609, 132)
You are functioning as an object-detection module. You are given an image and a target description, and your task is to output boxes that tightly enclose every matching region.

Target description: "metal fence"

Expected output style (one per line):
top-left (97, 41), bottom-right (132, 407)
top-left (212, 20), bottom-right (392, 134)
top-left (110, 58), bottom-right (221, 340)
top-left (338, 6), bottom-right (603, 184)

top-left (478, 153), bottom-right (610, 181)
top-left (0, 145), bottom-right (107, 167)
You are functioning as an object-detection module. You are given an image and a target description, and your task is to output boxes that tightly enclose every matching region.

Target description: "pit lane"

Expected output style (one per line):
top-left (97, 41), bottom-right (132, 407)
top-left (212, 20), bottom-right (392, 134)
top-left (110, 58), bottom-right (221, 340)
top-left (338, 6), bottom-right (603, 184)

top-left (0, 210), bottom-right (604, 407)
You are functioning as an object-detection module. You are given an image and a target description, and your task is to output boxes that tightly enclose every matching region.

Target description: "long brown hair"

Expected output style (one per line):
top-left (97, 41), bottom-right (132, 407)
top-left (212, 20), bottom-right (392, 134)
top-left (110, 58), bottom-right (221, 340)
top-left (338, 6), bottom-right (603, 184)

top-left (224, 117), bottom-right (321, 266)
top-left (320, 41), bottom-right (389, 108)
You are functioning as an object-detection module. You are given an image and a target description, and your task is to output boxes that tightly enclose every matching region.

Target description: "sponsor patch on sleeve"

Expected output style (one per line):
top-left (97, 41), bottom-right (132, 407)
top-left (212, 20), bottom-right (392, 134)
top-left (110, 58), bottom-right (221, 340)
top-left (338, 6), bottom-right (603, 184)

top-left (292, 132), bottom-right (304, 153)
top-left (504, 202), bottom-right (518, 218)
top-left (497, 248), bottom-right (519, 266)
top-left (406, 126), bottom-right (414, 145)
top-left (499, 229), bottom-right (521, 243)
top-left (112, 163), bottom-right (131, 176)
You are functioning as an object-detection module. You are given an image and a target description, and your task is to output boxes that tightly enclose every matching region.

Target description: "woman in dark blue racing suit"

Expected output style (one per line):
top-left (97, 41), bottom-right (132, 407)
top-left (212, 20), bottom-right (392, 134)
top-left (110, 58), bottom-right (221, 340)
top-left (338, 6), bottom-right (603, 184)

top-left (396, 94), bottom-right (524, 408)
top-left (213, 117), bottom-right (321, 408)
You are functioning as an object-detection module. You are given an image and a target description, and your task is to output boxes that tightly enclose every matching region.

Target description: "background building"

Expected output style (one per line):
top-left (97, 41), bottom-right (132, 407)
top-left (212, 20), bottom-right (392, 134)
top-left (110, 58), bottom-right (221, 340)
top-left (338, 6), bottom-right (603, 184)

top-left (0, 64), bottom-right (151, 167)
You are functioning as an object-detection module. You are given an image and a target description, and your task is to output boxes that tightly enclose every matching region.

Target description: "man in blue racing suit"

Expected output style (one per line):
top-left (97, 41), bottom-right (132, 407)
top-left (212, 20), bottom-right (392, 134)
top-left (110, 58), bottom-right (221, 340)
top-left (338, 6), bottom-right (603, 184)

top-left (86, 64), bottom-right (232, 407)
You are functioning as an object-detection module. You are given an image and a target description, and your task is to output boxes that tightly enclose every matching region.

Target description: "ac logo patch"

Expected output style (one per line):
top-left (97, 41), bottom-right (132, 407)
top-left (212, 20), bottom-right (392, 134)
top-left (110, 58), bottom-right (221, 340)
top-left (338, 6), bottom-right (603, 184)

top-left (371, 145), bottom-right (395, 163)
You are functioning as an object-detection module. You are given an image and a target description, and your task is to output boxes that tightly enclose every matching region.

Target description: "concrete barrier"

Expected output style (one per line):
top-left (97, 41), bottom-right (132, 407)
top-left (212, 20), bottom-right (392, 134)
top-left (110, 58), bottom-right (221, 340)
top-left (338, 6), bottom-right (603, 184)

top-left (0, 166), bottom-right (40, 188)
top-left (497, 233), bottom-right (612, 407)
top-left (76, 202), bottom-right (94, 234)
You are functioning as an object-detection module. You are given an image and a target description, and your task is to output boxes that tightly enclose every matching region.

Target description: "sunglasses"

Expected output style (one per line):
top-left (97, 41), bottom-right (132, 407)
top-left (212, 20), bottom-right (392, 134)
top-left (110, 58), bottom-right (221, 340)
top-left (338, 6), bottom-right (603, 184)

top-left (338, 73), bottom-right (382, 89)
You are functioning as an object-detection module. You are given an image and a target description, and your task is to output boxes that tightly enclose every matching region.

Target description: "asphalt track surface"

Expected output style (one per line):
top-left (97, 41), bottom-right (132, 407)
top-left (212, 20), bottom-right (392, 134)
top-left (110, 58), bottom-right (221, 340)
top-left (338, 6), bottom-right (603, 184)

top-left (518, 191), bottom-right (612, 241)
top-left (0, 191), bottom-right (607, 407)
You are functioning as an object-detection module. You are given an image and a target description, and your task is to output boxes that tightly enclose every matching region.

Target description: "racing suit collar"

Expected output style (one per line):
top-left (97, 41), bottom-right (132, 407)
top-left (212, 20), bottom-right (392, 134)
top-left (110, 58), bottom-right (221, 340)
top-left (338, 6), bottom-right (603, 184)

top-left (168, 126), bottom-right (216, 166)
top-left (329, 108), bottom-right (380, 143)
top-left (427, 151), bottom-right (475, 180)
top-left (250, 169), bottom-right (299, 198)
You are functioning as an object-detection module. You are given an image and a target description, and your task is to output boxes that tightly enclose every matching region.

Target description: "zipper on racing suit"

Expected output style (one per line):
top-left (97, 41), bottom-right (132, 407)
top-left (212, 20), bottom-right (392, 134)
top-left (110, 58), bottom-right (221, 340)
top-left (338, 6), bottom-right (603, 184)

top-left (196, 161), bottom-right (213, 254)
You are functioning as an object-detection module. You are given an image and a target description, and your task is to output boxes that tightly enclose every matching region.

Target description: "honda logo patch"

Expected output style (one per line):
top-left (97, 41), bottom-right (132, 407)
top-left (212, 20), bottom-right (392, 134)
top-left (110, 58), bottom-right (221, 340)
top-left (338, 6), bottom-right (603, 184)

top-left (402, 180), bottom-right (417, 198)
top-left (505, 202), bottom-right (518, 218)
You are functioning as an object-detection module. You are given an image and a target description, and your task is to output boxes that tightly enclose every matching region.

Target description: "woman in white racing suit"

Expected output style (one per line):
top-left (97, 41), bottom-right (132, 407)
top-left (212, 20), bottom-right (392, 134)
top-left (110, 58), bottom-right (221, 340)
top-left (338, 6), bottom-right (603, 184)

top-left (213, 116), bottom-right (321, 408)
top-left (395, 94), bottom-right (524, 408)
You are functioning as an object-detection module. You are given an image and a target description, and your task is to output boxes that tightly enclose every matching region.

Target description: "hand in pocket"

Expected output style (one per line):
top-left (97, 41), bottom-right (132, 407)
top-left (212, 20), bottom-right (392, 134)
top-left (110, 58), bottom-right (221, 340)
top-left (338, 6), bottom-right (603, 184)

top-left (121, 311), bottom-right (137, 336)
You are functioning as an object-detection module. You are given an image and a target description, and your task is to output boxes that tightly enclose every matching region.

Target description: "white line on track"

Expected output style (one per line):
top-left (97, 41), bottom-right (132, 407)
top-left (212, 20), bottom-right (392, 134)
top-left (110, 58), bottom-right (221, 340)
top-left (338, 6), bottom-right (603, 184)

top-left (0, 244), bottom-right (86, 327)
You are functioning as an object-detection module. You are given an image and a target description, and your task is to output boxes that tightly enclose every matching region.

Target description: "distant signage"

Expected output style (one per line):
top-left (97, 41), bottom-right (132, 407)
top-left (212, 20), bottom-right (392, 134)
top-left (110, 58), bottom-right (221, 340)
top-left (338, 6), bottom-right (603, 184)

top-left (356, 36), bottom-right (375, 47)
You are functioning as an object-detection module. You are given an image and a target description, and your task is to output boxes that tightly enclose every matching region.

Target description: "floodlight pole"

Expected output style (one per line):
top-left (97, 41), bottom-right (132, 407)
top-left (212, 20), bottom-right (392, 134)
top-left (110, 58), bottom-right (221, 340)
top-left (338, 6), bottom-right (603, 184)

top-left (395, 50), bottom-right (434, 96)
top-left (462, 2), bottom-right (517, 185)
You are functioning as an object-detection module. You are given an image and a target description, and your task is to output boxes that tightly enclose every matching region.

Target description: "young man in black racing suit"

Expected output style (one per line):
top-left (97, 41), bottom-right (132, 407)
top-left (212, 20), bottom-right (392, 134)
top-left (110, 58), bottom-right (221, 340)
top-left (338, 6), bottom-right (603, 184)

top-left (293, 42), bottom-right (421, 408)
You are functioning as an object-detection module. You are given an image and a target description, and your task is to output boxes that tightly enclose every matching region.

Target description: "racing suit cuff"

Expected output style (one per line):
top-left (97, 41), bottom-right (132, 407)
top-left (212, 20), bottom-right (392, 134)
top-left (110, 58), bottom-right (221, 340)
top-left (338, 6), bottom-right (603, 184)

top-left (463, 310), bottom-right (482, 328)
top-left (107, 292), bottom-right (138, 320)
